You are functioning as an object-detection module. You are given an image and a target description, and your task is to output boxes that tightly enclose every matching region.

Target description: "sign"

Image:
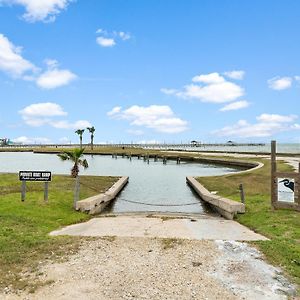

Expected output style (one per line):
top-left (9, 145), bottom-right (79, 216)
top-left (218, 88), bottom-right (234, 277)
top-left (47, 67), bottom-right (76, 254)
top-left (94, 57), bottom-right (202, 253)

top-left (19, 171), bottom-right (52, 182)
top-left (278, 178), bottom-right (295, 203)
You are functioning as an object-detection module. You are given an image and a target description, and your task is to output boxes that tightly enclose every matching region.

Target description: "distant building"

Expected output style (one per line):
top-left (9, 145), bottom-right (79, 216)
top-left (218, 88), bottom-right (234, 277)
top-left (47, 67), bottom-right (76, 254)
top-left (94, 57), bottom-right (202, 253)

top-left (0, 138), bottom-right (12, 146)
top-left (191, 140), bottom-right (201, 146)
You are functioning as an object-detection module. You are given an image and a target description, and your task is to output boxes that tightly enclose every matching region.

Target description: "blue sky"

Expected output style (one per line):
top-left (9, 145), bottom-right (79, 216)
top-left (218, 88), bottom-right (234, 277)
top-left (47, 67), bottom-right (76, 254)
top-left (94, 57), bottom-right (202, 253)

top-left (0, 0), bottom-right (299, 144)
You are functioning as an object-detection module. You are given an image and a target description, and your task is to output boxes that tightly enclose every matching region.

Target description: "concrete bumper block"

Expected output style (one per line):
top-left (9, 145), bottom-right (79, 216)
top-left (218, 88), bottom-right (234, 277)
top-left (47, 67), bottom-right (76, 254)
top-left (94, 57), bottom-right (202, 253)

top-left (76, 176), bottom-right (129, 214)
top-left (186, 176), bottom-right (245, 219)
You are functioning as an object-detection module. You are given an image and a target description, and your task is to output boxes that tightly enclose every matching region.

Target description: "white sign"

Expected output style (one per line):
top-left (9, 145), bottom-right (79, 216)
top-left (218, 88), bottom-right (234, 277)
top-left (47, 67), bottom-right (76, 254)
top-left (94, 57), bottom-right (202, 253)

top-left (278, 178), bottom-right (295, 203)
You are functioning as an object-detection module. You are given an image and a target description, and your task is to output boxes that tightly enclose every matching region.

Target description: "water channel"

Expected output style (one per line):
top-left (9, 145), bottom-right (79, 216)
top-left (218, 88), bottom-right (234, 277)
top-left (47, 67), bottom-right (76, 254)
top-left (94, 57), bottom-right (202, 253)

top-left (0, 152), bottom-right (241, 214)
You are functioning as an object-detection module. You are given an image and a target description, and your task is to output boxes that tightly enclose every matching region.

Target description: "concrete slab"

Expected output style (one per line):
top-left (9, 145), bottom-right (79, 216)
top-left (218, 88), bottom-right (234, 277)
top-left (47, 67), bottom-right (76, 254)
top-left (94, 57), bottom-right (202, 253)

top-left (50, 216), bottom-right (268, 241)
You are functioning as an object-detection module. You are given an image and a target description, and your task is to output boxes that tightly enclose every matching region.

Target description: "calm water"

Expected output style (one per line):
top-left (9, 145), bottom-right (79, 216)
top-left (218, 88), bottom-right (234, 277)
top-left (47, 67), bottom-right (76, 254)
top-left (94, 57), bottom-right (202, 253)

top-left (0, 152), bottom-right (239, 214)
top-left (152, 143), bottom-right (300, 154)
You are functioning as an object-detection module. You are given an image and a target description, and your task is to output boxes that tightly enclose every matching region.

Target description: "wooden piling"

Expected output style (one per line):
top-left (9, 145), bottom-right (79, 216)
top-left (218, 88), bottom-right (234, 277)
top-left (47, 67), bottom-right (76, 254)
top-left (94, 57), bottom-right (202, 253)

top-left (239, 183), bottom-right (245, 204)
top-left (271, 140), bottom-right (277, 208)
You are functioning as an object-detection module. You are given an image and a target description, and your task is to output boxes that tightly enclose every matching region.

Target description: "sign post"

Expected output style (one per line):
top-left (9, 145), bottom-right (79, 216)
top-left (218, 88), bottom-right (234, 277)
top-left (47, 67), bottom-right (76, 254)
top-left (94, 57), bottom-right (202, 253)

top-left (21, 181), bottom-right (26, 202)
top-left (270, 141), bottom-right (300, 211)
top-left (19, 171), bottom-right (52, 202)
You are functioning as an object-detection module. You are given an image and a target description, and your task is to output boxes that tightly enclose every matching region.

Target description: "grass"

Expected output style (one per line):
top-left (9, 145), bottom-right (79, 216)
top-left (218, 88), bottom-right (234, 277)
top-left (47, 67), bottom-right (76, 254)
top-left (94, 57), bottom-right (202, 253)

top-left (197, 159), bottom-right (300, 292)
top-left (0, 173), bottom-right (119, 291)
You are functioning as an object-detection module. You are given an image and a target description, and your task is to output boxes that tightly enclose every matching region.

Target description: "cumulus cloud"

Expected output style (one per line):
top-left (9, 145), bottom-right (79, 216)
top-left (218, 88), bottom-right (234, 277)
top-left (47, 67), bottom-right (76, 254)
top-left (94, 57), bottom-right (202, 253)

top-left (96, 28), bottom-right (131, 48)
top-left (192, 72), bottom-right (225, 84)
top-left (96, 37), bottom-right (116, 47)
top-left (36, 68), bottom-right (77, 89)
top-left (0, 35), bottom-right (77, 89)
top-left (119, 31), bottom-right (131, 41)
top-left (257, 113), bottom-right (297, 123)
top-left (0, 0), bottom-right (74, 22)
top-left (19, 102), bottom-right (90, 129)
top-left (268, 76), bottom-right (292, 90)
top-left (160, 88), bottom-right (178, 95)
top-left (220, 100), bottom-right (250, 112)
top-left (50, 119), bottom-right (91, 129)
top-left (224, 70), bottom-right (245, 80)
top-left (107, 105), bottom-right (188, 134)
top-left (214, 113), bottom-right (300, 138)
top-left (20, 102), bottom-right (67, 118)
top-left (0, 33), bottom-right (37, 77)
top-left (107, 106), bottom-right (122, 116)
top-left (12, 136), bottom-right (51, 144)
top-left (162, 72), bottom-right (244, 104)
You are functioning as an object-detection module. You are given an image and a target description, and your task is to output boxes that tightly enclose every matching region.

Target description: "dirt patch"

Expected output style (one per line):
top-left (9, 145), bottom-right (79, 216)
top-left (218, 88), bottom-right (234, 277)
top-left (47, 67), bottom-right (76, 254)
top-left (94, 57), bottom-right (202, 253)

top-left (0, 237), bottom-right (296, 300)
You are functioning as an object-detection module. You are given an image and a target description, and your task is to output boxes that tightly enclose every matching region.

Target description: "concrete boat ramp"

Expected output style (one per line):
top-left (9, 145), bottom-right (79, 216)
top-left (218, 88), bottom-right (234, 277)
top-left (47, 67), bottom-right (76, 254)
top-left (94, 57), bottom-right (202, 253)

top-left (50, 214), bottom-right (268, 241)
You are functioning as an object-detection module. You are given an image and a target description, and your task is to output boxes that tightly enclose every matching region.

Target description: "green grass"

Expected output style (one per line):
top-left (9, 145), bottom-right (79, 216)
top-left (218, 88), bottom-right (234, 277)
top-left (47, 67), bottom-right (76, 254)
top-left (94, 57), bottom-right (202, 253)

top-left (0, 173), bottom-right (118, 291)
top-left (197, 159), bottom-right (300, 292)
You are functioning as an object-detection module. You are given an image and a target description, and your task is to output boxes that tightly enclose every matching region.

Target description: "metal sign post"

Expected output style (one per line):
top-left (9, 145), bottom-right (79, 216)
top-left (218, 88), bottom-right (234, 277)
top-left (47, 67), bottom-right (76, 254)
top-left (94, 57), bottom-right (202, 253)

top-left (19, 171), bottom-right (52, 202)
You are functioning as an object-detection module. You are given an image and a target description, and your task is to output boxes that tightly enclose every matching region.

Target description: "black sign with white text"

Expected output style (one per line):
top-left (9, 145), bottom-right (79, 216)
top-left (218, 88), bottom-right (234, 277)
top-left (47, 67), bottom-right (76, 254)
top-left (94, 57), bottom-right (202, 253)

top-left (19, 171), bottom-right (52, 182)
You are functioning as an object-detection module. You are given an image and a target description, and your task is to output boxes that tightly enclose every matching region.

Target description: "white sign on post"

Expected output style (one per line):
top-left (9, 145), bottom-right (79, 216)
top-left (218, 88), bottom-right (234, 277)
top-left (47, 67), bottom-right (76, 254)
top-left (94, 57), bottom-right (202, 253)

top-left (278, 178), bottom-right (295, 203)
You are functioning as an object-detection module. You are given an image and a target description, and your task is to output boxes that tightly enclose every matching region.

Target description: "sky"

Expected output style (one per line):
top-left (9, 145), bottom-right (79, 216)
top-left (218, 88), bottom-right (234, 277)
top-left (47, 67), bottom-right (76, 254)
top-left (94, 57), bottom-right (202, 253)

top-left (0, 0), bottom-right (300, 144)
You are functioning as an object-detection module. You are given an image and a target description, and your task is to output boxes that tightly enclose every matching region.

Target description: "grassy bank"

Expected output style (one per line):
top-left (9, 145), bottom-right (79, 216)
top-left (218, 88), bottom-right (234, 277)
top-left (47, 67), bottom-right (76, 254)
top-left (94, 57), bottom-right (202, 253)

top-left (0, 173), bottom-right (118, 291)
top-left (197, 159), bottom-right (300, 291)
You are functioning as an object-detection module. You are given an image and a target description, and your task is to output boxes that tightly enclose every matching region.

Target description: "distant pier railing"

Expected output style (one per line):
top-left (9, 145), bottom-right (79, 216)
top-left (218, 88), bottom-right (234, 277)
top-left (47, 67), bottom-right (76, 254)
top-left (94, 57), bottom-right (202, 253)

top-left (0, 142), bottom-right (266, 149)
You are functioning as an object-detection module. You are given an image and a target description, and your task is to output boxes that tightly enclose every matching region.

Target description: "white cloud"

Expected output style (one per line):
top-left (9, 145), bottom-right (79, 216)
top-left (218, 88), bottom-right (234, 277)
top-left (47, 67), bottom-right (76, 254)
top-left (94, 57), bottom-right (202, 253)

top-left (181, 81), bottom-right (244, 103)
top-left (192, 72), bottom-right (225, 84)
top-left (36, 67), bottom-right (77, 89)
top-left (163, 72), bottom-right (244, 103)
top-left (0, 35), bottom-right (76, 89)
top-left (19, 102), bottom-right (67, 126)
top-left (214, 113), bottom-right (299, 138)
top-left (107, 106), bottom-right (122, 116)
top-left (0, 33), bottom-right (36, 77)
top-left (220, 100), bottom-right (250, 112)
top-left (44, 58), bottom-right (59, 68)
top-left (19, 102), bottom-right (67, 117)
top-left (119, 31), bottom-right (131, 41)
top-left (295, 76), bottom-right (300, 82)
top-left (160, 88), bottom-right (178, 95)
top-left (256, 113), bottom-right (297, 123)
top-left (12, 136), bottom-right (51, 144)
top-left (96, 29), bottom-right (131, 47)
top-left (19, 102), bottom-right (90, 129)
top-left (0, 0), bottom-right (74, 22)
top-left (224, 70), bottom-right (245, 80)
top-left (268, 77), bottom-right (292, 90)
top-left (50, 119), bottom-right (91, 129)
top-left (96, 37), bottom-right (116, 47)
top-left (107, 105), bottom-right (188, 134)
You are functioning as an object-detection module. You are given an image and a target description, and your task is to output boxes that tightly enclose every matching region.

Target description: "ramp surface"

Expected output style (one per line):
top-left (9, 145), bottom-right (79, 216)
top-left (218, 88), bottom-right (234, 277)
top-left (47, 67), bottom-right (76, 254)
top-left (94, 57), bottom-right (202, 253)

top-left (50, 215), bottom-right (268, 241)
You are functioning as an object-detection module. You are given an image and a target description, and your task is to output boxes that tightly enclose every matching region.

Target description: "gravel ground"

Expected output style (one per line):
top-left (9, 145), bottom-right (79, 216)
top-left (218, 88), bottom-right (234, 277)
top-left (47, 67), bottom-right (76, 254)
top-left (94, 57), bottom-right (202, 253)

top-left (1, 237), bottom-right (296, 300)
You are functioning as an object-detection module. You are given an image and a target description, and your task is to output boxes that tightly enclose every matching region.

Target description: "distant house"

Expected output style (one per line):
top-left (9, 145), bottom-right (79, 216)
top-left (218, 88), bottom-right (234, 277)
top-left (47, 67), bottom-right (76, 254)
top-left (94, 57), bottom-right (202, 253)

top-left (191, 140), bottom-right (200, 146)
top-left (0, 138), bottom-right (8, 146)
top-left (226, 140), bottom-right (236, 146)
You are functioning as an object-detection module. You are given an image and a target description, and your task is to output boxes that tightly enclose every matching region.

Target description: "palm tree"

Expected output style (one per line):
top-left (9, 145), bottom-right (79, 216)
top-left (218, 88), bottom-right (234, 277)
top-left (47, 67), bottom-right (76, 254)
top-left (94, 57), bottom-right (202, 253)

top-left (75, 129), bottom-right (85, 149)
top-left (57, 148), bottom-right (89, 208)
top-left (87, 126), bottom-right (95, 150)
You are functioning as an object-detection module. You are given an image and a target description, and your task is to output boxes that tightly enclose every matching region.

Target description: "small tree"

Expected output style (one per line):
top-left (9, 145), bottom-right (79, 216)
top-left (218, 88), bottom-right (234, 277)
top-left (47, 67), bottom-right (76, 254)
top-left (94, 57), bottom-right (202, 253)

top-left (75, 129), bottom-right (85, 149)
top-left (57, 148), bottom-right (88, 209)
top-left (87, 126), bottom-right (95, 150)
